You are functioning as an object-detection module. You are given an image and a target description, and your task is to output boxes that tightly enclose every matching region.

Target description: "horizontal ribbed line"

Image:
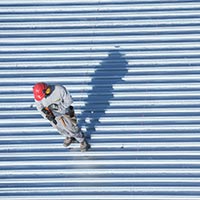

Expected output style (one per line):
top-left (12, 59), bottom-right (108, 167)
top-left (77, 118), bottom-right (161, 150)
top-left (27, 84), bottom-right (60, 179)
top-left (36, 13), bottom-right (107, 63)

top-left (1, 99), bottom-right (200, 109)
top-left (0, 118), bottom-right (200, 126)
top-left (1, 28), bottom-right (200, 38)
top-left (1, 43), bottom-right (200, 53)
top-left (2, 142), bottom-right (200, 151)
top-left (0, 13), bottom-right (199, 23)
top-left (1, 10), bottom-right (200, 16)
top-left (1, 179), bottom-right (199, 189)
top-left (0, 10), bottom-right (199, 19)
top-left (0, 50), bottom-right (200, 58)
top-left (4, 56), bottom-right (200, 62)
top-left (2, 91), bottom-right (200, 98)
top-left (2, 151), bottom-right (200, 159)
top-left (0, 0), bottom-right (196, 5)
top-left (1, 168), bottom-right (199, 178)
top-left (2, 66), bottom-right (200, 75)
top-left (0, 83), bottom-right (200, 93)
top-left (1, 19), bottom-right (200, 30)
top-left (0, 195), bottom-right (199, 200)
top-left (0, 177), bottom-right (200, 182)
top-left (1, 107), bottom-right (200, 116)
top-left (1, 59), bottom-right (200, 69)
top-left (0, 152), bottom-right (200, 162)
top-left (1, 159), bottom-right (200, 168)
top-left (0, 74), bottom-right (199, 81)
top-left (95, 124), bottom-right (200, 131)
top-left (0, 188), bottom-right (200, 198)
top-left (79, 115), bottom-right (200, 122)
top-left (0, 2), bottom-right (199, 13)
top-left (1, 135), bottom-right (200, 143)
top-left (0, 35), bottom-right (199, 46)
top-left (1, 125), bottom-right (200, 134)
top-left (0, 11), bottom-right (199, 19)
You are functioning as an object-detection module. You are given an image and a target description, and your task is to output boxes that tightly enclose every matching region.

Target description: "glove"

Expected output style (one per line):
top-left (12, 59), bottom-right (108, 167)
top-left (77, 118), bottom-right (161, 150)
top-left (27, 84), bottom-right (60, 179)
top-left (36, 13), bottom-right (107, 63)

top-left (41, 107), bottom-right (50, 115)
top-left (68, 106), bottom-right (75, 118)
top-left (66, 106), bottom-right (77, 125)
top-left (41, 107), bottom-right (57, 125)
top-left (46, 113), bottom-right (55, 121)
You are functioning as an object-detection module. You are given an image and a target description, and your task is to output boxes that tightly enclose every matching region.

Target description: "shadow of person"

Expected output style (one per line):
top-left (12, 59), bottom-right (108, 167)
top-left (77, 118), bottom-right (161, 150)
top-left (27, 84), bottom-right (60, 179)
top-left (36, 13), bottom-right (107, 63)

top-left (79, 48), bottom-right (128, 138)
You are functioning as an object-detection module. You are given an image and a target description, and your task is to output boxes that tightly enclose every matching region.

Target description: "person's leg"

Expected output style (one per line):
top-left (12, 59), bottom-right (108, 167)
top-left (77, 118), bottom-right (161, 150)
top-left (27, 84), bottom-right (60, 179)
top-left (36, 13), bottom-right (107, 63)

top-left (60, 115), bottom-right (90, 151)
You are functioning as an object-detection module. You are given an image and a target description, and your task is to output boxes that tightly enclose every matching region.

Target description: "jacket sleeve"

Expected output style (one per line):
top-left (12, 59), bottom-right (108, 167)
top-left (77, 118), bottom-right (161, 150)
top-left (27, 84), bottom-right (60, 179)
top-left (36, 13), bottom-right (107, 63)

top-left (60, 85), bottom-right (73, 108)
top-left (35, 100), bottom-right (57, 128)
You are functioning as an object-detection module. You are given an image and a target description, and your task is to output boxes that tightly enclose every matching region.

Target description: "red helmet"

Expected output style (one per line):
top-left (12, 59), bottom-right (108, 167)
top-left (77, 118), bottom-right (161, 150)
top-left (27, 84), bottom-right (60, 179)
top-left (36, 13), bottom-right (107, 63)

top-left (33, 82), bottom-right (48, 101)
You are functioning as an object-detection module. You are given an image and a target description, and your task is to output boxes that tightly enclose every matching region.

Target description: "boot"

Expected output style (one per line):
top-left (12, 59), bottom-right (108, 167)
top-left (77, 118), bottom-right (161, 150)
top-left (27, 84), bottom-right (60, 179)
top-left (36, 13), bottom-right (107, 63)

top-left (80, 139), bottom-right (91, 152)
top-left (63, 137), bottom-right (76, 147)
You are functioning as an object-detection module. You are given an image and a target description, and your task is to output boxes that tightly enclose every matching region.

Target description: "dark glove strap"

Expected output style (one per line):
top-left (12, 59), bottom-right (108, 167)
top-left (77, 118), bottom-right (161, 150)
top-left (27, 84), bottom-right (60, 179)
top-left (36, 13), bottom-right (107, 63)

top-left (68, 106), bottom-right (75, 118)
top-left (41, 107), bottom-right (50, 115)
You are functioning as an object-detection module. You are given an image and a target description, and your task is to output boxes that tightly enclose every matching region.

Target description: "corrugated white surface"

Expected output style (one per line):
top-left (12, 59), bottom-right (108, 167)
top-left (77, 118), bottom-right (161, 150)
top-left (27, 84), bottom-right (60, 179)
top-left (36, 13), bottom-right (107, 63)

top-left (1, 0), bottom-right (200, 199)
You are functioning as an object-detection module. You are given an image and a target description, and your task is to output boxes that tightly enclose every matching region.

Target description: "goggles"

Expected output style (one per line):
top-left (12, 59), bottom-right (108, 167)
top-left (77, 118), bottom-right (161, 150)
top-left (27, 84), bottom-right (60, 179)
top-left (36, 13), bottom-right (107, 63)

top-left (43, 87), bottom-right (51, 95)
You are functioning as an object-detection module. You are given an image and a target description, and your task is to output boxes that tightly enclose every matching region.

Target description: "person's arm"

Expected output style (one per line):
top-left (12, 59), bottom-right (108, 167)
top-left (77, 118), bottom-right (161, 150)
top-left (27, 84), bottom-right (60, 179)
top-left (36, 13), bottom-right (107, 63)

top-left (60, 86), bottom-right (76, 119)
top-left (35, 100), bottom-right (46, 119)
top-left (61, 86), bottom-right (73, 108)
top-left (35, 100), bottom-right (57, 125)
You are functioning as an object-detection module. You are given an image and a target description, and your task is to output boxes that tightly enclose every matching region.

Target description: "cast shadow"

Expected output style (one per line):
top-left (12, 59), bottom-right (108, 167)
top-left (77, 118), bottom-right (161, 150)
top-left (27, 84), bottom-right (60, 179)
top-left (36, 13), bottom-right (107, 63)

top-left (79, 48), bottom-right (128, 137)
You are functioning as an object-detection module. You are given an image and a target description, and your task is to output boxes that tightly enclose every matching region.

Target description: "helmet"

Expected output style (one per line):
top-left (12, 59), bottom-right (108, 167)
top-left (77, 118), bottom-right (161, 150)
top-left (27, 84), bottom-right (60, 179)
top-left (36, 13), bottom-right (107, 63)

top-left (33, 82), bottom-right (48, 101)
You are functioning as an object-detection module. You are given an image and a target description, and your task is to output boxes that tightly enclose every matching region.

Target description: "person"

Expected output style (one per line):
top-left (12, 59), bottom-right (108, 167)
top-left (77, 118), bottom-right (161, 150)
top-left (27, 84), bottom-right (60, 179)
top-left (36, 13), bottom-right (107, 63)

top-left (33, 82), bottom-right (90, 152)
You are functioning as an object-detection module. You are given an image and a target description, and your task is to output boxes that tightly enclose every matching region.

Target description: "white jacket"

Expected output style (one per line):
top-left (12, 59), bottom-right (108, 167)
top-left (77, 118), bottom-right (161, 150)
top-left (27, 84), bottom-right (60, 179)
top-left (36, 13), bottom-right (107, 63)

top-left (35, 84), bottom-right (73, 118)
